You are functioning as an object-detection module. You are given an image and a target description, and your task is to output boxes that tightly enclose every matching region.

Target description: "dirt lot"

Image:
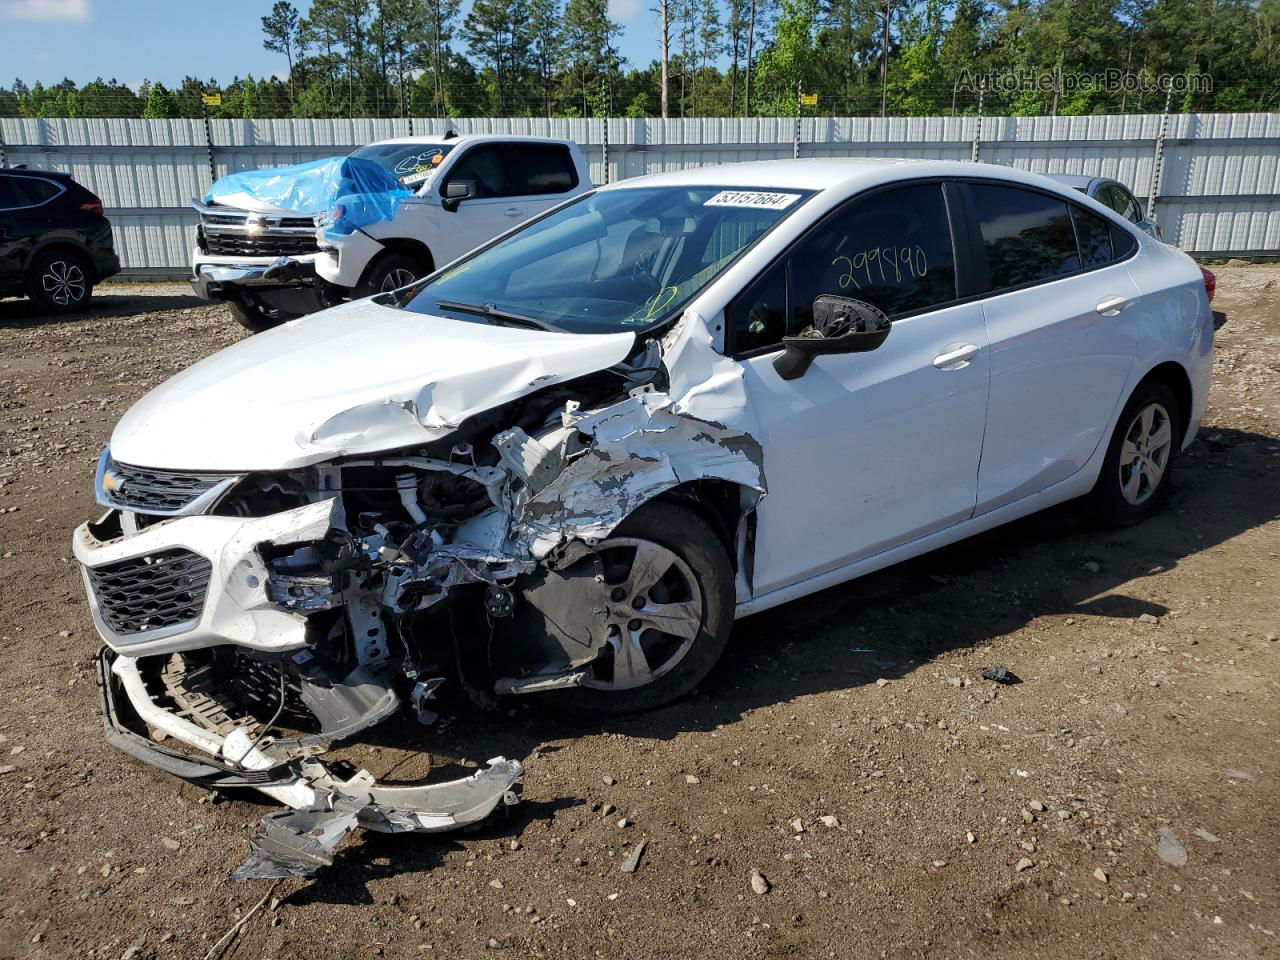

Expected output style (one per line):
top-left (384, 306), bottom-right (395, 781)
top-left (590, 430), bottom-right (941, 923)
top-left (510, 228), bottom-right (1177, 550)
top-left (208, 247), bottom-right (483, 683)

top-left (0, 270), bottom-right (1276, 960)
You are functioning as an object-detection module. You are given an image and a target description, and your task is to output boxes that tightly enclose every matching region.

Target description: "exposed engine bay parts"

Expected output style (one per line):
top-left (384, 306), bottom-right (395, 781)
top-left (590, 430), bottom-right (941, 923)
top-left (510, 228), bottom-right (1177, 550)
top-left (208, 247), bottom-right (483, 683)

top-left (77, 309), bottom-right (765, 877)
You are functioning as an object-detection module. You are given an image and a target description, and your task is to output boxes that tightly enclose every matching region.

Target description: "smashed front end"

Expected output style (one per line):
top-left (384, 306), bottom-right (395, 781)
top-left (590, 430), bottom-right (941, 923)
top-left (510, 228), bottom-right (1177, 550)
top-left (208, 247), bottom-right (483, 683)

top-left (73, 319), bottom-right (764, 877)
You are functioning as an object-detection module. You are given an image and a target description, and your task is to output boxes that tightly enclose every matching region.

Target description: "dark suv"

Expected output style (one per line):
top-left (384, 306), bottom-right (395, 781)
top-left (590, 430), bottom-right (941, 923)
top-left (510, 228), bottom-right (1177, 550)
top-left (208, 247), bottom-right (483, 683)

top-left (0, 167), bottom-right (120, 312)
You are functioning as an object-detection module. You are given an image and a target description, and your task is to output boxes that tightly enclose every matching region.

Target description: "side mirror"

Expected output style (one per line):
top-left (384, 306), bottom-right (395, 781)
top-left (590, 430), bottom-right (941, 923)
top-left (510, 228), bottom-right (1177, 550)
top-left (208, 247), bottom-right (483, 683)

top-left (441, 179), bottom-right (476, 213)
top-left (773, 296), bottom-right (891, 381)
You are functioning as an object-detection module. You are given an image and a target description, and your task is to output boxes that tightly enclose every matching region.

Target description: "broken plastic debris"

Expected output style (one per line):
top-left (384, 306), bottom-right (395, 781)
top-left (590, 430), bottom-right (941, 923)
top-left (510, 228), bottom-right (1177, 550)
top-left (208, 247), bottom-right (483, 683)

top-left (981, 665), bottom-right (1020, 684)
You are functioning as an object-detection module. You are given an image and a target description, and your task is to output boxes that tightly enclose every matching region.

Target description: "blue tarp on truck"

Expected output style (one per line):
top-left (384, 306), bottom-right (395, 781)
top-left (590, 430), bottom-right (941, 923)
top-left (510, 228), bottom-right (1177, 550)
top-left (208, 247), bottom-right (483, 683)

top-left (204, 155), bottom-right (411, 234)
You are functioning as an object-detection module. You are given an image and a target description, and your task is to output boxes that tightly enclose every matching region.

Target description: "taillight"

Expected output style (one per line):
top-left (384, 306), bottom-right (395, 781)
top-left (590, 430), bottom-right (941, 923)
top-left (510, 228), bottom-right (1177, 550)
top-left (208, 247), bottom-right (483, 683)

top-left (80, 200), bottom-right (104, 214)
top-left (1200, 267), bottom-right (1216, 303)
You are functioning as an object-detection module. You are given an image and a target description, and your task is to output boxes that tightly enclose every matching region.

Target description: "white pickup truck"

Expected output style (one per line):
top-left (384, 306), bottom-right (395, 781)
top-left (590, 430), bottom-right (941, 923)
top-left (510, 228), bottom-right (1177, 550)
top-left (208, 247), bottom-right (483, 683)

top-left (191, 134), bottom-right (591, 331)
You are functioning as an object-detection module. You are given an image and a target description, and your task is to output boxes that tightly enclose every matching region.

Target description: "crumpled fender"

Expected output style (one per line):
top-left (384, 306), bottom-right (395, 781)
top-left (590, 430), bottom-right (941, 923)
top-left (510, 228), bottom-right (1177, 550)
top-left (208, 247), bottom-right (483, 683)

top-left (509, 311), bottom-right (767, 558)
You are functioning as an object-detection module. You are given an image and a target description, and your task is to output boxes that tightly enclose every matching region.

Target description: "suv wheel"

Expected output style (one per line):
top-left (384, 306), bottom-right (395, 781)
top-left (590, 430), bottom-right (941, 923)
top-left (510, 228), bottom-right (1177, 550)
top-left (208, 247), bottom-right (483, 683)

top-left (27, 250), bottom-right (92, 313)
top-left (359, 253), bottom-right (429, 298)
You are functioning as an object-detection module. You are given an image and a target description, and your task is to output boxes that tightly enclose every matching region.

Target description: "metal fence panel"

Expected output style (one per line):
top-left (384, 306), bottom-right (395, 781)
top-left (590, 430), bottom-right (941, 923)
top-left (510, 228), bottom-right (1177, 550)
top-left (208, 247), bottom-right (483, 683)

top-left (3, 112), bottom-right (1276, 272)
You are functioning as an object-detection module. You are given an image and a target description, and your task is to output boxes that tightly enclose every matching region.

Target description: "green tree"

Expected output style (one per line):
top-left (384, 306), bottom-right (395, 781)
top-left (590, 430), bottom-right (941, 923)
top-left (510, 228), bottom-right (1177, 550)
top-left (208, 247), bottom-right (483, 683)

top-left (465, 0), bottom-right (532, 115)
top-left (141, 82), bottom-right (179, 118)
top-left (262, 0), bottom-right (303, 106)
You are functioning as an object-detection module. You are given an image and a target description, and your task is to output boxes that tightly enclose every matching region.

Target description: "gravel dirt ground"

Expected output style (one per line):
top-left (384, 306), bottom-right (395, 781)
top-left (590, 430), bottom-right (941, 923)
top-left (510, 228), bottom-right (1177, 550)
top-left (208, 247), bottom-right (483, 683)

top-left (0, 270), bottom-right (1276, 960)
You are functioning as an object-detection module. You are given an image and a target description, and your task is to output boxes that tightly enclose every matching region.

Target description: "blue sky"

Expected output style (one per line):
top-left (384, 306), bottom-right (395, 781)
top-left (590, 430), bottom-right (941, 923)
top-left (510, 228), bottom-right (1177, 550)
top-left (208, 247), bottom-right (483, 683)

top-left (0, 0), bottom-right (655, 89)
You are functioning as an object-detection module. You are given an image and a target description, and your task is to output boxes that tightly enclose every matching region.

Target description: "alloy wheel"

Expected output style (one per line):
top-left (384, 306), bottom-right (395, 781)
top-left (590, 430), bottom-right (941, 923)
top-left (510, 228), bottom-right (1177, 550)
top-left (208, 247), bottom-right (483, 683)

top-left (1118, 401), bottom-right (1173, 506)
top-left (42, 259), bottom-right (87, 306)
top-left (581, 537), bottom-right (704, 691)
top-left (379, 267), bottom-right (418, 292)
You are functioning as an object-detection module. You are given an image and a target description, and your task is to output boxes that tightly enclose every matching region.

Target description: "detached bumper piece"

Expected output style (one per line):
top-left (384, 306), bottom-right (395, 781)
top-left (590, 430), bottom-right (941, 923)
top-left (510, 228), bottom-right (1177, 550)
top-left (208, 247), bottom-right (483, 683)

top-left (97, 648), bottom-right (523, 879)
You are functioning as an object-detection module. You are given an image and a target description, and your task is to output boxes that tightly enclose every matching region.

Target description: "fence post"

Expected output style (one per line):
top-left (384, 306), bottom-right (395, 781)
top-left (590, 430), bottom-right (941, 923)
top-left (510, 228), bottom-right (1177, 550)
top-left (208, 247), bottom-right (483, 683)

top-left (201, 103), bottom-right (216, 187)
top-left (0, 119), bottom-right (7, 169)
top-left (1146, 86), bottom-right (1174, 227)
top-left (971, 86), bottom-right (984, 163)
top-left (794, 81), bottom-right (801, 160)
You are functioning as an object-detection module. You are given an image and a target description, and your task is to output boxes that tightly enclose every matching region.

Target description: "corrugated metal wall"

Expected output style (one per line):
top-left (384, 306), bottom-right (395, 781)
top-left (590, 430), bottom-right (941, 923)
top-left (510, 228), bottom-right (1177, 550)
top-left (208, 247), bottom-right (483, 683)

top-left (3, 112), bottom-right (1277, 272)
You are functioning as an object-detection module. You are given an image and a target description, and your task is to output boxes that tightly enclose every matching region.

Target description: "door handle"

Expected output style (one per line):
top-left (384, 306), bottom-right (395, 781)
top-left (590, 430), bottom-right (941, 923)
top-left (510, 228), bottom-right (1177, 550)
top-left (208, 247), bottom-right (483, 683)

top-left (503, 206), bottom-right (522, 217)
top-left (933, 343), bottom-right (979, 370)
top-left (1096, 295), bottom-right (1132, 317)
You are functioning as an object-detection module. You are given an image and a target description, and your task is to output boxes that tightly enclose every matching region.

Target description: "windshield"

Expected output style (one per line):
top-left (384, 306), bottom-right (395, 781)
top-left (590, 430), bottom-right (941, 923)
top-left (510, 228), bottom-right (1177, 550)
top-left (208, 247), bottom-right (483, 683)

top-left (350, 142), bottom-right (455, 189)
top-left (402, 186), bottom-right (812, 334)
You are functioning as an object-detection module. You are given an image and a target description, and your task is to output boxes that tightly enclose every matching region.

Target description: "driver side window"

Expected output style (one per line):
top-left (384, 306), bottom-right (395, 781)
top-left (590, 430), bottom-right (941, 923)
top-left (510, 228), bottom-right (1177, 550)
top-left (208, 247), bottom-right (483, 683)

top-left (443, 145), bottom-right (509, 198)
top-left (727, 182), bottom-right (958, 355)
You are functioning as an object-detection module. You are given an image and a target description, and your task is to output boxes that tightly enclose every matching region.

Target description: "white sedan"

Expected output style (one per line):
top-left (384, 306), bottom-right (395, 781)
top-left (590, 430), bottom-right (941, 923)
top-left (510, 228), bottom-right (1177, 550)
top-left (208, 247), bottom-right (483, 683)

top-left (74, 159), bottom-right (1213, 871)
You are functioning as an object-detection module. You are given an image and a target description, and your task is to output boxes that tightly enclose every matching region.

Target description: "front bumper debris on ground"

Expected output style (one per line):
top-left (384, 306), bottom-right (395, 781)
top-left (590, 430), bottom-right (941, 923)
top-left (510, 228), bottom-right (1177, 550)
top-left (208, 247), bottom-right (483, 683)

top-left (97, 646), bottom-right (523, 878)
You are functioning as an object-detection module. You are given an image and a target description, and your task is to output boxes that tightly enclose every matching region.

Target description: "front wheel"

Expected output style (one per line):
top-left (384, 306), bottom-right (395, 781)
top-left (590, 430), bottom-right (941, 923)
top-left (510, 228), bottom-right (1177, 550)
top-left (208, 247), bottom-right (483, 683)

top-left (358, 252), bottom-right (429, 298)
top-left (540, 502), bottom-right (735, 715)
top-left (1088, 380), bottom-right (1182, 526)
top-left (227, 299), bottom-right (292, 334)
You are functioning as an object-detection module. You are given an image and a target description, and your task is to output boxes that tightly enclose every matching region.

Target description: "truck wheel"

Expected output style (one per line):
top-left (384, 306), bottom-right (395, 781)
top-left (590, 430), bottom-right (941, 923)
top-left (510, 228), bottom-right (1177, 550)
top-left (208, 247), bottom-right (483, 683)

top-left (27, 249), bottom-right (93, 313)
top-left (228, 299), bottom-right (291, 334)
top-left (359, 253), bottom-right (429, 298)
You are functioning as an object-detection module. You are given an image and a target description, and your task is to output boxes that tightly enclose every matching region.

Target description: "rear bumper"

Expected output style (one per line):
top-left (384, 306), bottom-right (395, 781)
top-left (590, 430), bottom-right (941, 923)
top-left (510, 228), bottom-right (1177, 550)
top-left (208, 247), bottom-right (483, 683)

top-left (94, 249), bottom-right (121, 283)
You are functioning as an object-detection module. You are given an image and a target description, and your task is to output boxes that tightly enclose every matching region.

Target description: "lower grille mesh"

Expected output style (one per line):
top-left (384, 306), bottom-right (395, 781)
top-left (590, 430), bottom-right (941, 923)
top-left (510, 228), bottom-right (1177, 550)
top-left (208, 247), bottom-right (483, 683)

top-left (86, 549), bottom-right (211, 635)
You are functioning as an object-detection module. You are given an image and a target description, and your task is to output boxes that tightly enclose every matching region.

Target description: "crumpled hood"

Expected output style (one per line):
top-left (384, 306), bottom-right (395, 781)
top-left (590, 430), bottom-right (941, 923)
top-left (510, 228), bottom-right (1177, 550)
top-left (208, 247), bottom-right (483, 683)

top-left (110, 299), bottom-right (635, 471)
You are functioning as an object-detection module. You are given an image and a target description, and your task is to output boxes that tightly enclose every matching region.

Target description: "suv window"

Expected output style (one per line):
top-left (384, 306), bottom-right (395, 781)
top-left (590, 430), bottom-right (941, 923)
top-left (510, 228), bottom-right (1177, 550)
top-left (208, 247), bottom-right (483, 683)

top-left (506, 144), bottom-right (578, 195)
top-left (0, 175), bottom-right (60, 209)
top-left (970, 184), bottom-right (1079, 289)
top-left (728, 182), bottom-right (957, 354)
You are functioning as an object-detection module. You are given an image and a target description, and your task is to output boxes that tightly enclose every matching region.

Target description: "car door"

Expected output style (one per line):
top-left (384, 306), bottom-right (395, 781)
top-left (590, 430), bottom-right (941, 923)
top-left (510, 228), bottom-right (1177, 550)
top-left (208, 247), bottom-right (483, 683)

top-left (967, 181), bottom-right (1141, 514)
top-left (435, 142), bottom-right (581, 262)
top-left (734, 181), bottom-right (991, 595)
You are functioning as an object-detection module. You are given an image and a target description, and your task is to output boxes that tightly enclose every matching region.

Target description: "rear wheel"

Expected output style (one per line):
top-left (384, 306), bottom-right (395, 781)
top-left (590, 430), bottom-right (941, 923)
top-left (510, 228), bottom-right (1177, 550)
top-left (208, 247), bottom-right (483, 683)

top-left (358, 252), bottom-right (429, 298)
top-left (27, 249), bottom-right (93, 313)
top-left (228, 299), bottom-right (292, 334)
top-left (543, 502), bottom-right (735, 715)
top-left (1088, 380), bottom-right (1182, 526)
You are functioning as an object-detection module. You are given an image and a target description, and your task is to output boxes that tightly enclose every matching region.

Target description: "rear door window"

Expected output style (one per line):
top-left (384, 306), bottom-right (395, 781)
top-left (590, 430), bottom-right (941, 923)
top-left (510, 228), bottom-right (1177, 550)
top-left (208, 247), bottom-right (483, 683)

top-left (504, 144), bottom-right (578, 196)
top-left (969, 184), bottom-right (1080, 290)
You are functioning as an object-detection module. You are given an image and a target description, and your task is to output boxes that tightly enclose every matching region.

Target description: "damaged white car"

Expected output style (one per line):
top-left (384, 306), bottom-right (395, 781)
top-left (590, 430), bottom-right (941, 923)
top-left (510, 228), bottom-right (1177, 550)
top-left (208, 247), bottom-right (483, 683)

top-left (74, 159), bottom-right (1212, 877)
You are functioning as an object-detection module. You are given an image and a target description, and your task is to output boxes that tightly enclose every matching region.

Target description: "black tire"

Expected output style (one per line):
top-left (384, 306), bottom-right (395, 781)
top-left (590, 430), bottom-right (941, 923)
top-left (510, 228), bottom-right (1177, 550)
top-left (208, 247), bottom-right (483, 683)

top-left (358, 252), bottom-right (429, 298)
top-left (546, 501), bottom-right (735, 716)
top-left (1087, 379), bottom-right (1182, 527)
top-left (228, 299), bottom-right (290, 334)
top-left (26, 249), bottom-right (93, 313)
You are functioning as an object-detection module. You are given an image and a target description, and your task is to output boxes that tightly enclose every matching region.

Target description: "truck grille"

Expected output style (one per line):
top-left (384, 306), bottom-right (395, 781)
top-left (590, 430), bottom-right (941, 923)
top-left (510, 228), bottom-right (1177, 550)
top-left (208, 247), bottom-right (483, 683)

top-left (103, 461), bottom-right (238, 514)
top-left (204, 233), bottom-right (318, 258)
top-left (86, 549), bottom-right (212, 635)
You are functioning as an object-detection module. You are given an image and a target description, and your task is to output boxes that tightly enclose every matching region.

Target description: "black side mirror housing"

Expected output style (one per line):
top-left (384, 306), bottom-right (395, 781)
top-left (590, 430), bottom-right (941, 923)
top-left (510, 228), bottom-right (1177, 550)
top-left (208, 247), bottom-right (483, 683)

top-left (772, 296), bottom-right (891, 381)
top-left (441, 179), bottom-right (476, 213)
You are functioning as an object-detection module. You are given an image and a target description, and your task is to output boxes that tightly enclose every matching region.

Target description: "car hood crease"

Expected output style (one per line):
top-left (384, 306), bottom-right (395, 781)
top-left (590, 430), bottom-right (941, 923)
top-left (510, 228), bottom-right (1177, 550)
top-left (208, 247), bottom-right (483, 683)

top-left (109, 300), bottom-right (636, 471)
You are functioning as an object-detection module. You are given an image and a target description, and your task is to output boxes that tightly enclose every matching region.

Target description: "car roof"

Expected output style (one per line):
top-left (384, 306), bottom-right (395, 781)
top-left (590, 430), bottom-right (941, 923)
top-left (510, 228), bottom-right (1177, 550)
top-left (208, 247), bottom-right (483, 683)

top-left (599, 158), bottom-right (1099, 199)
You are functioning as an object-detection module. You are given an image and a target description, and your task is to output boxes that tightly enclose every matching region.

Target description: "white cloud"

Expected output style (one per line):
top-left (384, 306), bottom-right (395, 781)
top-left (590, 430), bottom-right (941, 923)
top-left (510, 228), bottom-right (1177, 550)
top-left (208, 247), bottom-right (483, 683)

top-left (608, 0), bottom-right (644, 23)
top-left (0, 0), bottom-right (90, 21)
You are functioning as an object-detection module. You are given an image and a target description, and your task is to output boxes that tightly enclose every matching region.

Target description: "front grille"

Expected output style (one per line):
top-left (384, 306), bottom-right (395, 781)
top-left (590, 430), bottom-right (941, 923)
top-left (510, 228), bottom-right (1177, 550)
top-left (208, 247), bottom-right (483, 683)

top-left (103, 461), bottom-right (238, 514)
top-left (86, 549), bottom-right (212, 635)
top-left (204, 232), bottom-right (318, 257)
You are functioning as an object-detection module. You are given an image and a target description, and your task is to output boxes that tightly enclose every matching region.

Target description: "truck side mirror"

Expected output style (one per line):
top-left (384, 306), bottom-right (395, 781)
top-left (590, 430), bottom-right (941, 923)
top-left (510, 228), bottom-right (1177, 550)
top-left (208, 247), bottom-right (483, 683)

top-left (442, 180), bottom-right (476, 213)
